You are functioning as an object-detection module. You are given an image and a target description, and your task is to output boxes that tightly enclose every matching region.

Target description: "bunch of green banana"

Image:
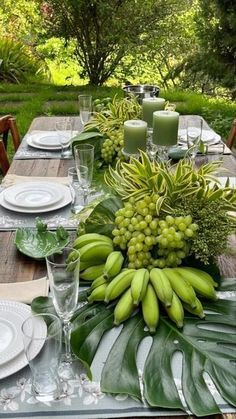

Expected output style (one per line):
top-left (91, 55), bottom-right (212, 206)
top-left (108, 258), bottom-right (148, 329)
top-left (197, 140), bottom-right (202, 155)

top-left (70, 233), bottom-right (114, 272)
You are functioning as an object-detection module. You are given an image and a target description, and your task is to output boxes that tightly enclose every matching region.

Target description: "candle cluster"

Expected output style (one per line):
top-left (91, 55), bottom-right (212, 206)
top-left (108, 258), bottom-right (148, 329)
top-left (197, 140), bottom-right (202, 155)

top-left (123, 96), bottom-right (179, 156)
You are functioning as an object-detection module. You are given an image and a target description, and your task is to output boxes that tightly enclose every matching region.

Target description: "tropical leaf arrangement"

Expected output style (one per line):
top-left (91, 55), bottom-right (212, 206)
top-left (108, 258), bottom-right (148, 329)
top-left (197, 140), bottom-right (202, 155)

top-left (73, 95), bottom-right (141, 164)
top-left (32, 153), bottom-right (236, 416)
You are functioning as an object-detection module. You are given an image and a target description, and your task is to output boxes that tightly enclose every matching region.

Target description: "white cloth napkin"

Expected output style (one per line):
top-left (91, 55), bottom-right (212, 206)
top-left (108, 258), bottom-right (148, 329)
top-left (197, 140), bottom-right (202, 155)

top-left (1, 174), bottom-right (70, 188)
top-left (0, 277), bottom-right (49, 304)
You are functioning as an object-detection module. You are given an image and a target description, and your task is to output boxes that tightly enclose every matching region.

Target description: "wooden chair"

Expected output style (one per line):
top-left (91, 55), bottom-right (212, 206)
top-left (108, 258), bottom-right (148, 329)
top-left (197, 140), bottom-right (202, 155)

top-left (0, 115), bottom-right (21, 174)
top-left (226, 118), bottom-right (236, 149)
top-left (0, 140), bottom-right (10, 174)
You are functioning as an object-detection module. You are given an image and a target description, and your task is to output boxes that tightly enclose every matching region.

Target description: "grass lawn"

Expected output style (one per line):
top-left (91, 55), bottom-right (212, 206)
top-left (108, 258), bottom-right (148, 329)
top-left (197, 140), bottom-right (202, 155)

top-left (0, 82), bottom-right (236, 161)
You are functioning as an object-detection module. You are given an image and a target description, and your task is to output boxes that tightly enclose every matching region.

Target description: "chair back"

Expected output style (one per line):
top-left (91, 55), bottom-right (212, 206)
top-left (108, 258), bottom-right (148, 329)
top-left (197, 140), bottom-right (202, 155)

top-left (0, 140), bottom-right (10, 174)
top-left (226, 119), bottom-right (236, 149)
top-left (0, 114), bottom-right (21, 151)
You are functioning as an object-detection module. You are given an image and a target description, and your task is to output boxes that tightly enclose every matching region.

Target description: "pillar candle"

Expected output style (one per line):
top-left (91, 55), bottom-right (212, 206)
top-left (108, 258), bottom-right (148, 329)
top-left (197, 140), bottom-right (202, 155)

top-left (152, 111), bottom-right (179, 146)
top-left (142, 97), bottom-right (165, 128)
top-left (124, 120), bottom-right (147, 155)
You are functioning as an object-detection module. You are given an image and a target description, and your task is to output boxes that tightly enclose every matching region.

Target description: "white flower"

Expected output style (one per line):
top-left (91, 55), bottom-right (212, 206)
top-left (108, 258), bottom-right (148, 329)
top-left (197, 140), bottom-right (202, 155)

top-left (0, 387), bottom-right (20, 411)
top-left (79, 374), bottom-right (105, 405)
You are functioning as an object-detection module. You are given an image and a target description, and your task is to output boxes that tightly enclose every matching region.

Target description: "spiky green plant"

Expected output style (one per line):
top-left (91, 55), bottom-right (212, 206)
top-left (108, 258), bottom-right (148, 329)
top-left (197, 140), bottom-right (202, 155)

top-left (0, 38), bottom-right (45, 83)
top-left (85, 95), bottom-right (141, 134)
top-left (105, 151), bottom-right (236, 223)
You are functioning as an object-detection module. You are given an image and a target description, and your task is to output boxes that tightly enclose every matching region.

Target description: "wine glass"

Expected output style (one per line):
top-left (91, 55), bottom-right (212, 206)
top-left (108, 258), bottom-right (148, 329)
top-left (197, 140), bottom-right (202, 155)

top-left (68, 166), bottom-right (89, 210)
top-left (186, 117), bottom-right (203, 160)
top-left (78, 95), bottom-right (92, 127)
top-left (74, 143), bottom-right (94, 197)
top-left (55, 119), bottom-right (73, 159)
top-left (46, 247), bottom-right (80, 379)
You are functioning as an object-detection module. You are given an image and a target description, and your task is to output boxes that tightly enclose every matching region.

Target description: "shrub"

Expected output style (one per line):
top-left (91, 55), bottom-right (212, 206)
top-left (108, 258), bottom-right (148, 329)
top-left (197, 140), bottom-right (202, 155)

top-left (0, 37), bottom-right (46, 83)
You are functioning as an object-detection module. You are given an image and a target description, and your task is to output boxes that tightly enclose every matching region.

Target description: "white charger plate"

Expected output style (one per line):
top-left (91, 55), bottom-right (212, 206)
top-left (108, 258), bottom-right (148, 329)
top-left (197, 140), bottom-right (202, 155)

top-left (0, 300), bottom-right (46, 379)
top-left (3, 182), bottom-right (63, 209)
top-left (27, 131), bottom-right (74, 151)
top-left (178, 129), bottom-right (221, 145)
top-left (0, 183), bottom-right (72, 213)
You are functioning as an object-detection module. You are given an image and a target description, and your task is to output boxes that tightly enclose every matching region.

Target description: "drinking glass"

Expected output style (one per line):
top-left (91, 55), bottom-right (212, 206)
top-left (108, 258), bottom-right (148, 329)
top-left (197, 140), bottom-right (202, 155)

top-left (55, 119), bottom-right (73, 159)
top-left (186, 117), bottom-right (203, 160)
top-left (21, 313), bottom-right (62, 402)
top-left (68, 166), bottom-right (87, 213)
top-left (74, 143), bottom-right (94, 192)
top-left (78, 95), bottom-right (92, 126)
top-left (46, 247), bottom-right (80, 379)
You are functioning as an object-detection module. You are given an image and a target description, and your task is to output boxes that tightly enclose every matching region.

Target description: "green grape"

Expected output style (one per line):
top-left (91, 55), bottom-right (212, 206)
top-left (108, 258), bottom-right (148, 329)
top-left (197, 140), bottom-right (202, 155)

top-left (128, 245), bottom-right (136, 254)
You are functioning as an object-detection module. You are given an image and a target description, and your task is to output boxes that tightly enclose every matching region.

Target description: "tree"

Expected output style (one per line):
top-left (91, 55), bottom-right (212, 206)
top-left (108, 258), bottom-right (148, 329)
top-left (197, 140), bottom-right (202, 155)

top-left (185, 0), bottom-right (236, 97)
top-left (41, 0), bottom-right (183, 86)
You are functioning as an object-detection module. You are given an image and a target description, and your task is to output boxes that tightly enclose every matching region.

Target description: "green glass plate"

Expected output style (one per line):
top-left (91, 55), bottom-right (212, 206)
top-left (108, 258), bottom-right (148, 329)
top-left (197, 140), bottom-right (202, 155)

top-left (14, 218), bottom-right (70, 259)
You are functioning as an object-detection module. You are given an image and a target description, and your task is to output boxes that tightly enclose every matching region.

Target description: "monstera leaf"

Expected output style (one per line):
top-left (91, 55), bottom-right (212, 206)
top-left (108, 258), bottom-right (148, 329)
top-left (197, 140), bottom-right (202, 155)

top-left (32, 280), bottom-right (236, 416)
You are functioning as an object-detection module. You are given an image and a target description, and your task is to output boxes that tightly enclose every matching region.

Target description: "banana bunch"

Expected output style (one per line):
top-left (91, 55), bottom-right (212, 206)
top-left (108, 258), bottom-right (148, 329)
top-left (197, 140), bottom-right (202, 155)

top-left (70, 233), bottom-right (114, 272)
top-left (86, 262), bottom-right (218, 333)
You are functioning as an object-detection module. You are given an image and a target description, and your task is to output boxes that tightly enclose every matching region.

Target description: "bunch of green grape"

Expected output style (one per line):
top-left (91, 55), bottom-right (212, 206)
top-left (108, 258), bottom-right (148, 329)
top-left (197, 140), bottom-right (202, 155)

top-left (101, 128), bottom-right (124, 163)
top-left (112, 197), bottom-right (198, 269)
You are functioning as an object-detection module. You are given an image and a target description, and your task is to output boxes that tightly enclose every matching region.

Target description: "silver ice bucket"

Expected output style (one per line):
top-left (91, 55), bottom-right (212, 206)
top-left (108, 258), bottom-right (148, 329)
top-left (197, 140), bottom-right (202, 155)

top-left (123, 84), bottom-right (160, 103)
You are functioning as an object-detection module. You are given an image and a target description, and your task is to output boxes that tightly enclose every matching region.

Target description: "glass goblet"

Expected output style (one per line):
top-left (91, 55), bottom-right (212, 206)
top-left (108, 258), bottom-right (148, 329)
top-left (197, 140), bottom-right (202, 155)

top-left (78, 95), bottom-right (92, 127)
top-left (76, 164), bottom-right (89, 205)
top-left (186, 117), bottom-right (203, 161)
top-left (46, 247), bottom-right (80, 379)
top-left (74, 143), bottom-right (94, 192)
top-left (55, 119), bottom-right (73, 159)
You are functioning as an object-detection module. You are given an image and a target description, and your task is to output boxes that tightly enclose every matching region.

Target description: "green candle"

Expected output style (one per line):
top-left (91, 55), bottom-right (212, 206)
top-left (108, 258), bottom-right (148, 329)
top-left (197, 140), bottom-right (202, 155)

top-left (152, 111), bottom-right (179, 146)
top-left (124, 120), bottom-right (147, 155)
top-left (142, 97), bottom-right (165, 128)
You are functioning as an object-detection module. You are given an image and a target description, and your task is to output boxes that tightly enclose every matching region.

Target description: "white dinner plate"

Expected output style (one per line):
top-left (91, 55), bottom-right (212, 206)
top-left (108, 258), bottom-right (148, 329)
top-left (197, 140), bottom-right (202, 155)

top-left (0, 300), bottom-right (46, 380)
top-left (27, 131), bottom-right (75, 151)
top-left (0, 183), bottom-right (72, 213)
top-left (178, 129), bottom-right (221, 145)
top-left (3, 182), bottom-right (63, 209)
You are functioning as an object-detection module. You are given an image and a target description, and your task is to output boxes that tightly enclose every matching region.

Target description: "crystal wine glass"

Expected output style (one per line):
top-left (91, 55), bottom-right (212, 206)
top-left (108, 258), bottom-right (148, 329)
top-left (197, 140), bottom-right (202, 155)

top-left (78, 95), bottom-right (92, 127)
top-left (55, 119), bottom-right (73, 159)
top-left (186, 117), bottom-right (203, 161)
top-left (74, 143), bottom-right (94, 200)
top-left (46, 247), bottom-right (80, 379)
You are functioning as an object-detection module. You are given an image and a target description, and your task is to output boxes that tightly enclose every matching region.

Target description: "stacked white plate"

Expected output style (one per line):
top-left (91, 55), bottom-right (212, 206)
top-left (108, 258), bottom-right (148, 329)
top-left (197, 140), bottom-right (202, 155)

top-left (27, 131), bottom-right (73, 151)
top-left (0, 181), bottom-right (72, 213)
top-left (178, 129), bottom-right (221, 145)
top-left (0, 300), bottom-right (46, 379)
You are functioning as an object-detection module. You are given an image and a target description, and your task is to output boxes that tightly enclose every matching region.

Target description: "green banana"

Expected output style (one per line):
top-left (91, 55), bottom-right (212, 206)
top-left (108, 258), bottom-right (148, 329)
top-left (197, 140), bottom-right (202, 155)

top-left (79, 241), bottom-right (113, 264)
top-left (73, 233), bottom-right (113, 249)
top-left (91, 275), bottom-right (107, 290)
top-left (80, 264), bottom-right (105, 281)
top-left (164, 268), bottom-right (197, 308)
top-left (149, 268), bottom-right (173, 307)
top-left (103, 251), bottom-right (124, 280)
top-left (104, 269), bottom-right (135, 302)
top-left (142, 284), bottom-right (159, 333)
top-left (131, 268), bottom-right (149, 305)
top-left (114, 288), bottom-right (134, 326)
top-left (183, 298), bottom-right (205, 319)
top-left (174, 268), bottom-right (218, 300)
top-left (165, 291), bottom-right (184, 328)
top-left (87, 283), bottom-right (108, 302)
top-left (179, 267), bottom-right (218, 287)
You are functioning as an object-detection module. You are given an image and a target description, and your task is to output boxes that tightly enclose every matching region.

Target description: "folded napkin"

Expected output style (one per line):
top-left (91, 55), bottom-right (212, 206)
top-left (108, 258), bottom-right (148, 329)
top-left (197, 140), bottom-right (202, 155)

top-left (0, 277), bottom-right (49, 304)
top-left (1, 174), bottom-right (70, 188)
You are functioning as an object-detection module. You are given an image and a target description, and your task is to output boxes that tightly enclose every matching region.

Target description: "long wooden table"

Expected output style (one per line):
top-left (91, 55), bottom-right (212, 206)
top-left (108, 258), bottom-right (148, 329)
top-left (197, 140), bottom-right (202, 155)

top-left (0, 116), bottom-right (235, 419)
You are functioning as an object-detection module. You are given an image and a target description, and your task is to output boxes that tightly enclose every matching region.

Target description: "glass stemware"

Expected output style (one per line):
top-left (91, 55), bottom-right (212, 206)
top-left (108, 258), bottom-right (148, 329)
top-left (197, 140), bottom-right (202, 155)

top-left (78, 95), bottom-right (92, 127)
top-left (46, 247), bottom-right (80, 379)
top-left (74, 143), bottom-right (94, 201)
top-left (55, 119), bottom-right (73, 159)
top-left (68, 166), bottom-right (88, 211)
top-left (186, 117), bottom-right (203, 161)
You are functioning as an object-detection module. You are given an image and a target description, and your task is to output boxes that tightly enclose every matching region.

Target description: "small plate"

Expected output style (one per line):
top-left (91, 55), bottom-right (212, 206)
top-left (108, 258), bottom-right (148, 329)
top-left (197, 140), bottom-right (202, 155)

top-left (3, 182), bottom-right (63, 209)
top-left (34, 134), bottom-right (70, 148)
top-left (0, 183), bottom-right (72, 213)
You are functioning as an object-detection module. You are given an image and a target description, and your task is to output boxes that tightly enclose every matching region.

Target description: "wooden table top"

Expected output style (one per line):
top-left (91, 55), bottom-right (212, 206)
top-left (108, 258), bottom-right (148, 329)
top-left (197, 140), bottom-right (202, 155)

top-left (0, 116), bottom-right (235, 419)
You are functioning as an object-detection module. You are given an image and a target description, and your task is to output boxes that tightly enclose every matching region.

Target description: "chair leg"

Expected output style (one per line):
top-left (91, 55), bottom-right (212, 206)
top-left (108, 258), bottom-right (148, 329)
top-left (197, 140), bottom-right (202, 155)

top-left (9, 117), bottom-right (21, 151)
top-left (0, 140), bottom-right (10, 175)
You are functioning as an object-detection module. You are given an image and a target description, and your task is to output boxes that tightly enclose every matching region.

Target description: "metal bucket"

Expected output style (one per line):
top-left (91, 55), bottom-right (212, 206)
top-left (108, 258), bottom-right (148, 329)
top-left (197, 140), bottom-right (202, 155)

top-left (123, 84), bottom-right (160, 103)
